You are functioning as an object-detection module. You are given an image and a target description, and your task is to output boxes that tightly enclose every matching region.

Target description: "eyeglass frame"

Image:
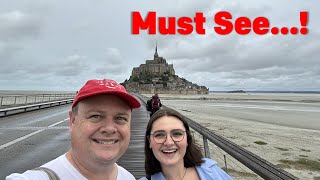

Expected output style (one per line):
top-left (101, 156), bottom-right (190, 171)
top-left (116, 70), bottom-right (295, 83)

top-left (149, 129), bottom-right (186, 144)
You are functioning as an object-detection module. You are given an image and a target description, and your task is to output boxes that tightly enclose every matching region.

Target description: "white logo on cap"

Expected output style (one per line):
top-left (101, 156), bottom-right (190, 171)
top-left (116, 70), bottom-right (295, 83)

top-left (97, 79), bottom-right (120, 89)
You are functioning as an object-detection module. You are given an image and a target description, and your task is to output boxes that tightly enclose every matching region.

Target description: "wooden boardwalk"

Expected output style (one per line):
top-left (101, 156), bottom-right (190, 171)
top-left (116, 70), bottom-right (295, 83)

top-left (117, 98), bottom-right (149, 178)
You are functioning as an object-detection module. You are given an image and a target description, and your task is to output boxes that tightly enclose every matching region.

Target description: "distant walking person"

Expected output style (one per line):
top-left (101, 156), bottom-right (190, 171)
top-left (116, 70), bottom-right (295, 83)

top-left (6, 79), bottom-right (141, 180)
top-left (146, 98), bottom-right (152, 112)
top-left (151, 94), bottom-right (161, 117)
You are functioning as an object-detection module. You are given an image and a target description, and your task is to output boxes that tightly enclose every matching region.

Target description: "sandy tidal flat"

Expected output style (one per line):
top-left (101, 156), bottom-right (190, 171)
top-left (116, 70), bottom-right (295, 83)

top-left (144, 93), bottom-right (320, 179)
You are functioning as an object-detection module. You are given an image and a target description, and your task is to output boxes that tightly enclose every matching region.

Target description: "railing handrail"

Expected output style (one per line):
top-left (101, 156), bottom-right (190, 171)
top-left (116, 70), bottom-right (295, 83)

top-left (0, 93), bottom-right (75, 97)
top-left (0, 93), bottom-right (76, 107)
top-left (0, 99), bottom-right (73, 117)
top-left (185, 117), bottom-right (298, 180)
top-left (0, 99), bottom-right (73, 112)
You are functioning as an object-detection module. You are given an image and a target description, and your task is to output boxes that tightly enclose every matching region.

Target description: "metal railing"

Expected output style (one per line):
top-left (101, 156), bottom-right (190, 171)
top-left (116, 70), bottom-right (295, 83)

top-left (187, 117), bottom-right (298, 180)
top-left (0, 93), bottom-right (75, 108)
top-left (0, 99), bottom-right (73, 117)
top-left (136, 94), bottom-right (298, 180)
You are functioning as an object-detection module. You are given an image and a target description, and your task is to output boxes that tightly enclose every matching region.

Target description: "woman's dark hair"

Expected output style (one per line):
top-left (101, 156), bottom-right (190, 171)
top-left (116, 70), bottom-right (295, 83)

top-left (144, 107), bottom-right (204, 176)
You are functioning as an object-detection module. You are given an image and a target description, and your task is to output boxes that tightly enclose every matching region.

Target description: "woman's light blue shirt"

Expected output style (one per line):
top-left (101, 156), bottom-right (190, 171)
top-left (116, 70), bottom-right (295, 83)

top-left (139, 158), bottom-right (232, 180)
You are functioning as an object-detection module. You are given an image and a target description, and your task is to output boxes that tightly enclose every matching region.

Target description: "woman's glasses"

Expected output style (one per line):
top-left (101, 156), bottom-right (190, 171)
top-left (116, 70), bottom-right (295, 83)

top-left (150, 129), bottom-right (186, 144)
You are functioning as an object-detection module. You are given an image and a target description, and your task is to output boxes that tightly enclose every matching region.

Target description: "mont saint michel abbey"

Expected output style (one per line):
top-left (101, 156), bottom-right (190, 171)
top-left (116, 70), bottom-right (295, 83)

top-left (122, 45), bottom-right (208, 94)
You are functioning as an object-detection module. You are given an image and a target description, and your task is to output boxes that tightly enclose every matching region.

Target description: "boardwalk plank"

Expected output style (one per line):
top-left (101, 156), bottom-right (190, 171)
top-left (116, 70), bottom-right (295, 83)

top-left (117, 98), bottom-right (149, 178)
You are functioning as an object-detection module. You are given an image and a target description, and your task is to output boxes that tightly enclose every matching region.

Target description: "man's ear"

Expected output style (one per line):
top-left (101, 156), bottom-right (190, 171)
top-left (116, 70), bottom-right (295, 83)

top-left (69, 111), bottom-right (76, 126)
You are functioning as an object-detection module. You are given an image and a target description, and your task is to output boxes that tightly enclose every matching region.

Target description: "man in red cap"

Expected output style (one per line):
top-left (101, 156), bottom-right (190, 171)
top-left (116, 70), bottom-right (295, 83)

top-left (6, 79), bottom-right (141, 180)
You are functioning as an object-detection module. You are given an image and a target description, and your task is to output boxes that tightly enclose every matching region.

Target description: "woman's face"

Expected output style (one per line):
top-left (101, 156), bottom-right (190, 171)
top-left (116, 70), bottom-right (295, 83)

top-left (149, 116), bottom-right (187, 167)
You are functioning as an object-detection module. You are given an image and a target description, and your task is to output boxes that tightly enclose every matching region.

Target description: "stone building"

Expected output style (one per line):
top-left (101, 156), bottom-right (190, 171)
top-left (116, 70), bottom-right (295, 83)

top-left (122, 44), bottom-right (208, 94)
top-left (131, 44), bottom-right (175, 77)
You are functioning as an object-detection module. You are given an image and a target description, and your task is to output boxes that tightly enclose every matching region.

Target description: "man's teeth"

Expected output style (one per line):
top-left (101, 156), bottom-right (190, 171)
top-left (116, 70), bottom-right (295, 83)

top-left (97, 140), bottom-right (116, 144)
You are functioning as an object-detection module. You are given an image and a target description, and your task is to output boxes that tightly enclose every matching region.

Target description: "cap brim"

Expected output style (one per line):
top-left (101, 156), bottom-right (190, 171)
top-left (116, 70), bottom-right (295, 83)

top-left (72, 91), bottom-right (141, 109)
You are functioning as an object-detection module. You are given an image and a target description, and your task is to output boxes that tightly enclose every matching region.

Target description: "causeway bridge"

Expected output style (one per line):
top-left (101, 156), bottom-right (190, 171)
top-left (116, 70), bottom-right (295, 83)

top-left (0, 93), bottom-right (298, 179)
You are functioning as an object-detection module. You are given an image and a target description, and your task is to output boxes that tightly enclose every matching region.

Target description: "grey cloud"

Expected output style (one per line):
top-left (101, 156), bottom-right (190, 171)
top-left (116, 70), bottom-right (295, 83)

top-left (169, 0), bottom-right (215, 17)
top-left (104, 48), bottom-right (123, 64)
top-left (0, 11), bottom-right (43, 41)
top-left (0, 10), bottom-right (44, 79)
top-left (2, 54), bottom-right (90, 79)
top-left (159, 31), bottom-right (320, 74)
top-left (0, 1), bottom-right (319, 91)
top-left (0, 43), bottom-right (21, 65)
top-left (95, 64), bottom-right (127, 75)
top-left (95, 48), bottom-right (128, 75)
top-left (136, 0), bottom-right (320, 91)
top-left (52, 55), bottom-right (90, 76)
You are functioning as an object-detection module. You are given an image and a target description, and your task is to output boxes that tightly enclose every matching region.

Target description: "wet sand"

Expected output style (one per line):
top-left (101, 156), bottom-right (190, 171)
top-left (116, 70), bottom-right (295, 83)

top-left (144, 93), bottom-right (320, 179)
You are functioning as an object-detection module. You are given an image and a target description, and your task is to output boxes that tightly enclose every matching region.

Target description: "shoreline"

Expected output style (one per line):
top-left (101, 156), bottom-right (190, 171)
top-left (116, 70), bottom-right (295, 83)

top-left (147, 92), bottom-right (320, 102)
top-left (145, 93), bottom-right (320, 131)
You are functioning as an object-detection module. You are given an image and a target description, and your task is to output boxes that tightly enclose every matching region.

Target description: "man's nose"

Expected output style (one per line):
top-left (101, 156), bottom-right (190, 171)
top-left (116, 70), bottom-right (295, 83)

top-left (99, 117), bottom-right (117, 134)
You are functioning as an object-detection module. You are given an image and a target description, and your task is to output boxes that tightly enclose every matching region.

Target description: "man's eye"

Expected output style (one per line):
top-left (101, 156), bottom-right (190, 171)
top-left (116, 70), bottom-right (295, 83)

top-left (116, 117), bottom-right (126, 120)
top-left (88, 115), bottom-right (102, 122)
top-left (91, 115), bottom-right (100, 119)
top-left (115, 117), bottom-right (128, 123)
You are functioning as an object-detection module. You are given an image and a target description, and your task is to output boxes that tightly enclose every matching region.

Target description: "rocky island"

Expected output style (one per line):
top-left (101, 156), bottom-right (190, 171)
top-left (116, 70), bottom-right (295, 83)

top-left (122, 44), bottom-right (208, 94)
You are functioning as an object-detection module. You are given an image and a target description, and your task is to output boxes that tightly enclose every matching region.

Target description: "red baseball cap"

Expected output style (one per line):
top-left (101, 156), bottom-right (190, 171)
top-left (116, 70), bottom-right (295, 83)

top-left (72, 79), bottom-right (141, 109)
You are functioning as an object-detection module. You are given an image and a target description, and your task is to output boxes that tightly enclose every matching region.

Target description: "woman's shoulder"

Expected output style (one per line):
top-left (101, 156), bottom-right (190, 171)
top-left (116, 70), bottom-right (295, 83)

top-left (201, 157), bottom-right (218, 167)
top-left (197, 158), bottom-right (232, 179)
top-left (139, 177), bottom-right (148, 180)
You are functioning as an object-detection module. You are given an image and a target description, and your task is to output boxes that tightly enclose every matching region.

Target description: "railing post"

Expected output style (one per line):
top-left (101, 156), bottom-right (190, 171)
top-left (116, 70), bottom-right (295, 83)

top-left (203, 136), bottom-right (210, 158)
top-left (25, 96), bottom-right (28, 104)
top-left (0, 96), bottom-right (3, 106)
top-left (14, 96), bottom-right (17, 105)
top-left (224, 154), bottom-right (228, 170)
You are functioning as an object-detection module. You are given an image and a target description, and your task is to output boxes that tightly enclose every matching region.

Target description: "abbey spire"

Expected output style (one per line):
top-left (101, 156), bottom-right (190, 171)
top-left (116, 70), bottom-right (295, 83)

top-left (154, 41), bottom-right (159, 59)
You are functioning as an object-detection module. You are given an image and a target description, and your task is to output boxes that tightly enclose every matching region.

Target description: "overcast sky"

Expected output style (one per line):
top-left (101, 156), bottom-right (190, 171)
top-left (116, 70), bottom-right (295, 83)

top-left (0, 0), bottom-right (319, 91)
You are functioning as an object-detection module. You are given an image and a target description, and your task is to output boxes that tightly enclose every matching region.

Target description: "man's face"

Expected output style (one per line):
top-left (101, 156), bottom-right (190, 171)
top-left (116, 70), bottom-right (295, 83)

top-left (69, 94), bottom-right (131, 165)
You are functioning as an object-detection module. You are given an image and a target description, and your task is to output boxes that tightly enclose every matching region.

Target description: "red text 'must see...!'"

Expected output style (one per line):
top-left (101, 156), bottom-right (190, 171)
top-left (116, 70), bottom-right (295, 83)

top-left (131, 11), bottom-right (309, 35)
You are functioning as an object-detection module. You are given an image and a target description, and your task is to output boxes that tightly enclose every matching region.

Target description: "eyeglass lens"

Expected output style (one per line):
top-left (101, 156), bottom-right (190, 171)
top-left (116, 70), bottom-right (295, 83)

top-left (152, 129), bottom-right (185, 143)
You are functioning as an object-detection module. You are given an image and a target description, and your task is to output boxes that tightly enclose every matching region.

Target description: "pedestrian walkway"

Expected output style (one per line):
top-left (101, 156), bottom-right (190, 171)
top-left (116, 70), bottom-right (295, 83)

top-left (117, 97), bottom-right (149, 178)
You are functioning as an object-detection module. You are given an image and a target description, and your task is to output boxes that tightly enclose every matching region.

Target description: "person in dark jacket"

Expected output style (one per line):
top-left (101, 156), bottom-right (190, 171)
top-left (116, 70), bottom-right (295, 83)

top-left (150, 94), bottom-right (161, 117)
top-left (146, 99), bottom-right (152, 112)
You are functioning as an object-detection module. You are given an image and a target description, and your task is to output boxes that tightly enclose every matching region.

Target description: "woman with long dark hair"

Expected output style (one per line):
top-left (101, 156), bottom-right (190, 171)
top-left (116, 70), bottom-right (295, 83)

top-left (140, 107), bottom-right (232, 180)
